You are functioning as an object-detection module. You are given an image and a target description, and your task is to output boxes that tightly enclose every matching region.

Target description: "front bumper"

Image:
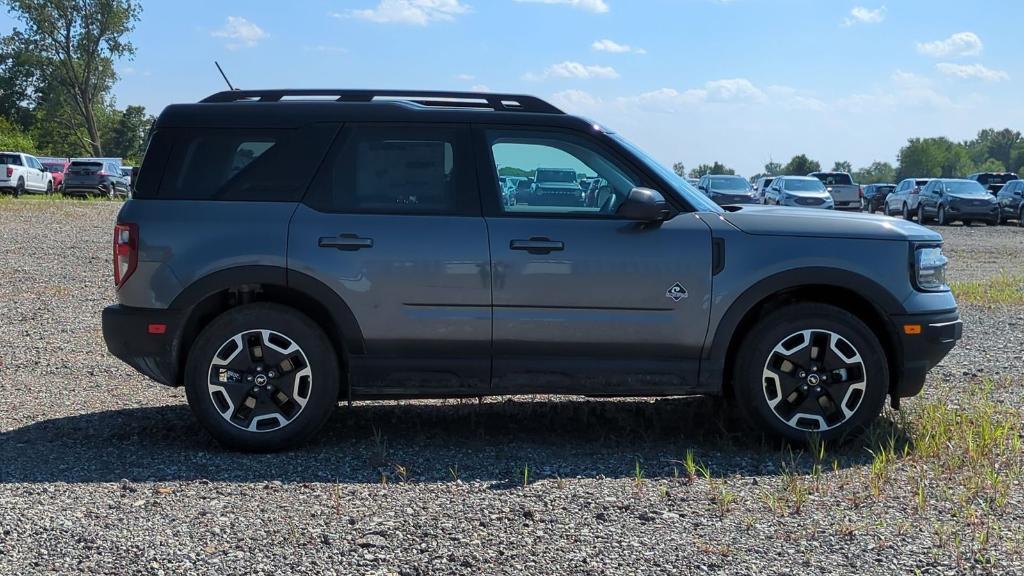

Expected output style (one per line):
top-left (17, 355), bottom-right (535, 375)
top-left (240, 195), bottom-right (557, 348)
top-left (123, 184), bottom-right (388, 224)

top-left (889, 309), bottom-right (962, 399)
top-left (947, 202), bottom-right (999, 220)
top-left (102, 304), bottom-right (185, 386)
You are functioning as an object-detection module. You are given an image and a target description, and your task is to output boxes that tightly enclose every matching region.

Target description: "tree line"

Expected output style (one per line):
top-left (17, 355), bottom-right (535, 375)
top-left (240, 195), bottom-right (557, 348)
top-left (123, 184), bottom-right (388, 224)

top-left (673, 128), bottom-right (1024, 185)
top-left (0, 0), bottom-right (148, 164)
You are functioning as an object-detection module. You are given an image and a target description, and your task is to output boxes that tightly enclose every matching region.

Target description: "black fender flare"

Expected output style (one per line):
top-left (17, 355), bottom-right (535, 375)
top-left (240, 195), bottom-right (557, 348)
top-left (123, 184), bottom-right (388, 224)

top-left (698, 267), bottom-right (904, 391)
top-left (169, 265), bottom-right (365, 355)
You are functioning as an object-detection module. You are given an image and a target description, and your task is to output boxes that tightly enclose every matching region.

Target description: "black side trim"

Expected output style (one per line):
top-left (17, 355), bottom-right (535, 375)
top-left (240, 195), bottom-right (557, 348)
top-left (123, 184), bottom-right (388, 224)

top-left (711, 237), bottom-right (725, 276)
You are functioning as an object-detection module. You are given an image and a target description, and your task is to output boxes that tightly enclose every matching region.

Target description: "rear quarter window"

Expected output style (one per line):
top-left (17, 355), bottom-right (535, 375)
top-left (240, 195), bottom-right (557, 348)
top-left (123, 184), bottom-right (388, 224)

top-left (0, 154), bottom-right (23, 166)
top-left (135, 124), bottom-right (338, 201)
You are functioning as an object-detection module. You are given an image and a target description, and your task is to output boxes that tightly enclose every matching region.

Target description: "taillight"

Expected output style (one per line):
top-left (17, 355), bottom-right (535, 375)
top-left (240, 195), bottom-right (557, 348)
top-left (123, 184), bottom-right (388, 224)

top-left (5, 166), bottom-right (12, 178)
top-left (97, 171), bottom-right (109, 177)
top-left (113, 223), bottom-right (138, 287)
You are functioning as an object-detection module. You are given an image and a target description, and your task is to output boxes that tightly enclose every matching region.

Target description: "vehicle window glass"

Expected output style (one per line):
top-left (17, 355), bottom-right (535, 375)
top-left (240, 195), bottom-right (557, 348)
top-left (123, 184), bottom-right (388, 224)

top-left (944, 181), bottom-right (986, 194)
top-left (68, 161), bottom-right (102, 174)
top-left (812, 173), bottom-right (853, 186)
top-left (154, 125), bottom-right (336, 202)
top-left (486, 129), bottom-right (638, 216)
top-left (309, 124), bottom-right (471, 215)
top-left (784, 179), bottom-right (826, 192)
top-left (709, 176), bottom-right (750, 191)
top-left (0, 153), bottom-right (21, 165)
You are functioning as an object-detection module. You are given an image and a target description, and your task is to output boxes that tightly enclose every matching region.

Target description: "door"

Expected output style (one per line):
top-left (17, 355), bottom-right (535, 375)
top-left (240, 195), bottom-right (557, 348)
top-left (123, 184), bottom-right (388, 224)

top-left (25, 156), bottom-right (44, 191)
top-left (288, 123), bottom-right (491, 393)
top-left (476, 126), bottom-right (713, 393)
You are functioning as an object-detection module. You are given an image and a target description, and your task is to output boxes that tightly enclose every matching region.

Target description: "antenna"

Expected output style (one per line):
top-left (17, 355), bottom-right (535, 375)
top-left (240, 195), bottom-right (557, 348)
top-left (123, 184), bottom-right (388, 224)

top-left (215, 61), bottom-right (236, 91)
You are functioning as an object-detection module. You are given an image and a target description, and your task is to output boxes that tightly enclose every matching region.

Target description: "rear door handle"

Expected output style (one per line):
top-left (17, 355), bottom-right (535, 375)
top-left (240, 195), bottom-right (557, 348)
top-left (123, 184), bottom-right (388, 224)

top-left (319, 234), bottom-right (374, 251)
top-left (510, 237), bottom-right (564, 254)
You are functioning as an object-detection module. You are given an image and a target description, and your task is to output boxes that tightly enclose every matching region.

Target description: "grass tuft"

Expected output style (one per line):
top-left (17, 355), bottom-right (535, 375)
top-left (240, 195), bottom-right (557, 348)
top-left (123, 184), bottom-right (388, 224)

top-left (950, 273), bottom-right (1024, 306)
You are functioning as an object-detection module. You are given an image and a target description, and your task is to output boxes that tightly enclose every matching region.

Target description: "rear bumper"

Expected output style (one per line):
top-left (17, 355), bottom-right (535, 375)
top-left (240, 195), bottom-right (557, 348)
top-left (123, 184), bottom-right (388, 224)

top-left (889, 309), bottom-right (962, 398)
top-left (64, 185), bottom-right (106, 196)
top-left (102, 304), bottom-right (185, 386)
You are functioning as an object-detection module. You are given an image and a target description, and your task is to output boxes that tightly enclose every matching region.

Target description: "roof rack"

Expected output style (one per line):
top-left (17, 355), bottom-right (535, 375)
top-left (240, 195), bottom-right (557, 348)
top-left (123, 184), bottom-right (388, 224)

top-left (200, 89), bottom-right (564, 114)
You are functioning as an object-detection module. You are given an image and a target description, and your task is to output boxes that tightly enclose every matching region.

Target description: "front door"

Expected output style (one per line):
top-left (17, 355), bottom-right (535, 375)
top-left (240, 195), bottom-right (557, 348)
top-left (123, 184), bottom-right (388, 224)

top-left (289, 123), bottom-right (491, 394)
top-left (476, 126), bottom-right (713, 394)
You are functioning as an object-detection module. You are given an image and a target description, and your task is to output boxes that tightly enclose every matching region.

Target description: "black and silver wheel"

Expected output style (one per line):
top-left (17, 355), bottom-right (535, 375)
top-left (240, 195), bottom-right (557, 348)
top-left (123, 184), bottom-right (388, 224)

top-left (185, 303), bottom-right (339, 451)
top-left (937, 205), bottom-right (947, 226)
top-left (733, 303), bottom-right (888, 442)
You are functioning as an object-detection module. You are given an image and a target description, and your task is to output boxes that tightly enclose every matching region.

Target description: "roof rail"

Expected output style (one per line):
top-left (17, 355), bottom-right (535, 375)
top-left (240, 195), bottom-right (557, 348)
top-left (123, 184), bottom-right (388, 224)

top-left (200, 89), bottom-right (564, 114)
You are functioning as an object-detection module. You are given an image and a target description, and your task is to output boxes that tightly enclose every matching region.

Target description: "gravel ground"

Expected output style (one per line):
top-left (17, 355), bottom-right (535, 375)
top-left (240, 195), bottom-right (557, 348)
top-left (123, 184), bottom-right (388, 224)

top-left (1, 200), bottom-right (1023, 575)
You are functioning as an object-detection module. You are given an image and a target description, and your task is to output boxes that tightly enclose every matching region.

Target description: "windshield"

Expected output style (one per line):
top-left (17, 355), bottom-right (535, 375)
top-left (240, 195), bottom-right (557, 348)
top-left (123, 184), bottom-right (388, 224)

top-left (609, 133), bottom-right (723, 213)
top-left (710, 176), bottom-right (750, 191)
top-left (812, 173), bottom-right (854, 186)
top-left (535, 169), bottom-right (576, 184)
top-left (785, 179), bottom-right (826, 192)
top-left (945, 181), bottom-right (987, 195)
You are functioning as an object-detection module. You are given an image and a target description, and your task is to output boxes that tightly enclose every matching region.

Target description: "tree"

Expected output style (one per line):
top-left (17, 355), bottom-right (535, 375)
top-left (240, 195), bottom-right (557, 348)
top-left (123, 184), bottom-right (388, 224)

top-left (672, 162), bottom-right (686, 178)
top-left (2, 0), bottom-right (142, 156)
top-left (975, 158), bottom-right (1006, 173)
top-left (782, 154), bottom-right (820, 175)
top-left (896, 137), bottom-right (973, 179)
top-left (688, 162), bottom-right (735, 178)
top-left (0, 116), bottom-right (35, 152)
top-left (966, 128), bottom-right (1020, 171)
top-left (106, 105), bottom-right (151, 163)
top-left (763, 161), bottom-right (783, 176)
top-left (0, 31), bottom-right (41, 130)
top-left (831, 160), bottom-right (852, 173)
top-left (852, 161), bottom-right (896, 184)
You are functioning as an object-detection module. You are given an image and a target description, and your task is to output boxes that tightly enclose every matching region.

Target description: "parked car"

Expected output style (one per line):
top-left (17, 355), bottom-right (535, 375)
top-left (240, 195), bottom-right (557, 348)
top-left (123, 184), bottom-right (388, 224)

top-left (520, 167), bottom-right (584, 207)
top-left (885, 178), bottom-right (932, 220)
top-left (685, 177), bottom-right (699, 187)
top-left (63, 159), bottom-right (131, 198)
top-left (753, 176), bottom-right (775, 204)
top-left (697, 174), bottom-right (758, 205)
top-left (102, 88), bottom-right (961, 451)
top-left (808, 172), bottom-right (860, 211)
top-left (996, 179), bottom-right (1024, 226)
top-left (967, 172), bottom-right (1020, 194)
top-left (0, 151), bottom-right (54, 196)
top-left (917, 179), bottom-right (1000, 226)
top-left (861, 183), bottom-right (894, 213)
top-left (121, 165), bottom-right (134, 186)
top-left (41, 160), bottom-right (70, 193)
top-left (764, 176), bottom-right (834, 209)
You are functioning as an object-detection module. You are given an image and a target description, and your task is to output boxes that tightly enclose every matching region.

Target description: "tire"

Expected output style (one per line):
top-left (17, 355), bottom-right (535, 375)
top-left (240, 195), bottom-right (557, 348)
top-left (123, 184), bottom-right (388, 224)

top-left (732, 303), bottom-right (889, 443)
top-left (1018, 207), bottom-right (1024, 228)
top-left (937, 205), bottom-right (947, 226)
top-left (989, 216), bottom-right (999, 227)
top-left (13, 178), bottom-right (24, 198)
top-left (105, 183), bottom-right (115, 200)
top-left (917, 205), bottom-right (927, 224)
top-left (184, 303), bottom-right (340, 452)
top-left (963, 220), bottom-right (973, 227)
top-left (46, 181), bottom-right (53, 194)
top-left (902, 203), bottom-right (911, 220)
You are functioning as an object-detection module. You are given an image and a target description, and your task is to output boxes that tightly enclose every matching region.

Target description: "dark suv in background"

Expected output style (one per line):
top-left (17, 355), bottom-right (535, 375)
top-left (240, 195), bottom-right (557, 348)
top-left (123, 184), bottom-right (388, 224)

top-left (696, 174), bottom-right (758, 205)
top-left (861, 183), bottom-right (894, 213)
top-left (63, 159), bottom-right (131, 198)
top-left (967, 172), bottom-right (1020, 194)
top-left (916, 179), bottom-right (999, 226)
top-left (102, 89), bottom-right (961, 451)
top-left (995, 179), bottom-right (1024, 226)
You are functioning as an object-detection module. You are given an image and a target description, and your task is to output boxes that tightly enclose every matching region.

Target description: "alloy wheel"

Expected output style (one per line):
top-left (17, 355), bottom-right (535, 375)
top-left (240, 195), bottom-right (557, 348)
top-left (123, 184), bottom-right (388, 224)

top-left (207, 329), bottom-right (313, 432)
top-left (761, 329), bottom-right (867, 432)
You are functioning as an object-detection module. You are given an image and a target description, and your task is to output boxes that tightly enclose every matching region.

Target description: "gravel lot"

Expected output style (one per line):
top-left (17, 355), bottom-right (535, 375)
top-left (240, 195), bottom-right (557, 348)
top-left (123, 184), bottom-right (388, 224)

top-left (1, 200), bottom-right (1023, 575)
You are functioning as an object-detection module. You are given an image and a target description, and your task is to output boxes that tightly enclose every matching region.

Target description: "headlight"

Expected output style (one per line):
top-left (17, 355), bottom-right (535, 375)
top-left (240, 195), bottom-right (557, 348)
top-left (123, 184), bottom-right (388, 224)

top-left (914, 246), bottom-right (949, 292)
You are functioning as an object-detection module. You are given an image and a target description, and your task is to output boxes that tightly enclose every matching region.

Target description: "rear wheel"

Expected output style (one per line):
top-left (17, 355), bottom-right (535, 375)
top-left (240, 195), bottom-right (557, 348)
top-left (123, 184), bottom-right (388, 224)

top-left (1018, 207), bottom-right (1024, 228)
top-left (733, 303), bottom-right (888, 443)
top-left (917, 205), bottom-right (927, 224)
top-left (937, 205), bottom-right (947, 226)
top-left (184, 303), bottom-right (340, 452)
top-left (902, 203), bottom-right (911, 220)
top-left (13, 178), bottom-right (24, 198)
top-left (963, 220), bottom-right (973, 227)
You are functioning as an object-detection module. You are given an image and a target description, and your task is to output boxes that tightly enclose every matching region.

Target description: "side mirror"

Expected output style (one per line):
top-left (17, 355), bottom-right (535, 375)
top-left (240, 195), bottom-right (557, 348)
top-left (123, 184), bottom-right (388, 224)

top-left (617, 187), bottom-right (669, 221)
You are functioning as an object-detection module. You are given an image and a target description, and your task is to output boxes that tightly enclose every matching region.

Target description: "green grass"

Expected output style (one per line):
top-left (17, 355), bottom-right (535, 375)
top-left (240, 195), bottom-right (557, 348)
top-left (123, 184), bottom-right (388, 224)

top-left (950, 273), bottom-right (1024, 306)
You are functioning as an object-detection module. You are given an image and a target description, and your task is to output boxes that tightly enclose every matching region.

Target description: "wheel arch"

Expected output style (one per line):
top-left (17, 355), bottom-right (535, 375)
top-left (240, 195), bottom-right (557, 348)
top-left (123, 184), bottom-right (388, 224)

top-left (701, 267), bottom-right (903, 401)
top-left (169, 265), bottom-right (364, 385)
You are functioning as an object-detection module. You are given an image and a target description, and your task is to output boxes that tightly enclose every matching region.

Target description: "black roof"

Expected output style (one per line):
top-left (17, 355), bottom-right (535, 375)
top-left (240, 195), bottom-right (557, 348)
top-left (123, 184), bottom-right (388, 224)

top-left (156, 89), bottom-right (598, 131)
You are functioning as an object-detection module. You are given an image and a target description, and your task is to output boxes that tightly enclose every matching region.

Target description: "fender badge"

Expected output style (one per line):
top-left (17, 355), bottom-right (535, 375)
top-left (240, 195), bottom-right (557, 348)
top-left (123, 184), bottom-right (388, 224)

top-left (666, 282), bottom-right (688, 302)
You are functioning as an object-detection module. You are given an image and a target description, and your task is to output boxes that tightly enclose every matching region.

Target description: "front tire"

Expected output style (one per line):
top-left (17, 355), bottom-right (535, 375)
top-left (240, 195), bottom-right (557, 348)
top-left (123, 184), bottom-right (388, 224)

top-left (937, 205), bottom-right (947, 226)
top-left (917, 205), bottom-right (927, 224)
top-left (46, 181), bottom-right (53, 194)
top-left (1018, 207), bottom-right (1024, 228)
top-left (732, 303), bottom-right (888, 443)
top-left (902, 203), bottom-right (911, 220)
top-left (184, 303), bottom-right (340, 452)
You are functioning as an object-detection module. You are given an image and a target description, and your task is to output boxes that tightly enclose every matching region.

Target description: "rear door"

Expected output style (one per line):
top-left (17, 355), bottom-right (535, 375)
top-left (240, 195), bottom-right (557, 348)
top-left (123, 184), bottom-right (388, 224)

top-left (289, 123), bottom-right (491, 393)
top-left (475, 125), bottom-right (713, 394)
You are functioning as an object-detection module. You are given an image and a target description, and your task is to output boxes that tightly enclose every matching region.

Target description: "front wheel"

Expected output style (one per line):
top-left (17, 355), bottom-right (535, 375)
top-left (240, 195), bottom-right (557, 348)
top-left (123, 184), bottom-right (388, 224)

top-left (902, 203), bottom-right (911, 220)
top-left (917, 205), bottom-right (927, 224)
top-left (46, 181), bottom-right (53, 194)
top-left (937, 205), bottom-right (947, 226)
top-left (184, 303), bottom-right (340, 452)
top-left (732, 303), bottom-right (889, 443)
top-left (1018, 207), bottom-right (1024, 228)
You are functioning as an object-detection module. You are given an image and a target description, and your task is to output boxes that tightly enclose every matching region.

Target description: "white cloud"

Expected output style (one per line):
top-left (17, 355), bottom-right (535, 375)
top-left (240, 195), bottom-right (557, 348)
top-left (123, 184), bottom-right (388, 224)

top-left (304, 45), bottom-right (348, 54)
top-left (524, 61), bottom-right (619, 81)
top-left (549, 89), bottom-right (603, 112)
top-left (513, 0), bottom-right (609, 13)
top-left (843, 5), bottom-right (886, 26)
top-left (211, 16), bottom-right (268, 49)
top-left (337, 0), bottom-right (470, 25)
top-left (916, 32), bottom-right (983, 57)
top-left (936, 62), bottom-right (1009, 82)
top-left (592, 39), bottom-right (645, 54)
top-left (456, 73), bottom-right (475, 80)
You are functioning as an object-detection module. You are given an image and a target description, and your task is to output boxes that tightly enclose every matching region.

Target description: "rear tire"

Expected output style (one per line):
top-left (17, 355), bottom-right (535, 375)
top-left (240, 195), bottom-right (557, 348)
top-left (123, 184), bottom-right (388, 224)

top-left (1018, 207), bottom-right (1024, 228)
top-left (917, 205), bottom-right (927, 224)
top-left (937, 205), bottom-right (947, 226)
top-left (732, 303), bottom-right (888, 443)
top-left (184, 303), bottom-right (340, 452)
top-left (902, 203), bottom-right (911, 220)
top-left (13, 178), bottom-right (23, 198)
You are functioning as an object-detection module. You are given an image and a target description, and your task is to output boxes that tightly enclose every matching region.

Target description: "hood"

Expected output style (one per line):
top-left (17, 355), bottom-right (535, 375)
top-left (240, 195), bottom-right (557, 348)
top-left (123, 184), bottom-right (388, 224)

top-left (782, 189), bottom-right (830, 198)
top-left (947, 192), bottom-right (994, 200)
top-left (720, 206), bottom-right (942, 242)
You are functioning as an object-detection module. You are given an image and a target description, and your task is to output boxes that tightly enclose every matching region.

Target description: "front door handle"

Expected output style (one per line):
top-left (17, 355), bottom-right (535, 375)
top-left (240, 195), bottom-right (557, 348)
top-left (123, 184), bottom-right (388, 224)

top-left (510, 237), bottom-right (564, 255)
top-left (319, 234), bottom-right (374, 251)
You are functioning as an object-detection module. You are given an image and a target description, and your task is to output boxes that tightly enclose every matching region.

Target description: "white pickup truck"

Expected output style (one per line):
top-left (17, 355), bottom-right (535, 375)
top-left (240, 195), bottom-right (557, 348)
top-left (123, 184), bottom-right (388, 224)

top-left (809, 171), bottom-right (861, 211)
top-left (0, 151), bottom-right (55, 197)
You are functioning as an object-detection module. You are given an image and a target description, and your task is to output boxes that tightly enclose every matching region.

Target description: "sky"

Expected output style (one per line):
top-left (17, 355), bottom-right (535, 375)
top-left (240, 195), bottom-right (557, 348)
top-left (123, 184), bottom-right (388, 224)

top-left (3, 0), bottom-right (1022, 176)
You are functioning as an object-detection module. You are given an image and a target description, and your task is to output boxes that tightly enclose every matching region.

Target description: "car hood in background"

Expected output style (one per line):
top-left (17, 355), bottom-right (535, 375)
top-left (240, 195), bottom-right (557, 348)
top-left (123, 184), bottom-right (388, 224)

top-left (947, 193), bottom-right (995, 201)
top-left (781, 190), bottom-right (830, 198)
top-left (718, 206), bottom-right (942, 242)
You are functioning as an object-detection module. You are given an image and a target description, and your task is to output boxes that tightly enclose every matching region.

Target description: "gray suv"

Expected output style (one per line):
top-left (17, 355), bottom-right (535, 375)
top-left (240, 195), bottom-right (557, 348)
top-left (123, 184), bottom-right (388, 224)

top-left (102, 89), bottom-right (962, 451)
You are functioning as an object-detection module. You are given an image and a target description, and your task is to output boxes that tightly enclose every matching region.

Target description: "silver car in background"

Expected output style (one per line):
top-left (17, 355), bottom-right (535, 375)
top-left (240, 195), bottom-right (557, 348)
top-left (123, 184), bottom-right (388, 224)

top-left (764, 176), bottom-right (835, 209)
